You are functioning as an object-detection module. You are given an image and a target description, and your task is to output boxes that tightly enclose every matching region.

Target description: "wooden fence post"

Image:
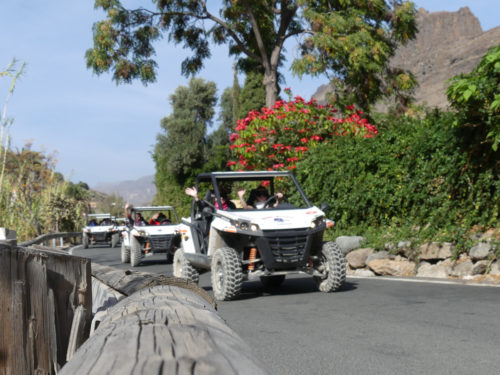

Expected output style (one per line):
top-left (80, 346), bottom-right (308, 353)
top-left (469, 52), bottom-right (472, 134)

top-left (0, 243), bottom-right (92, 375)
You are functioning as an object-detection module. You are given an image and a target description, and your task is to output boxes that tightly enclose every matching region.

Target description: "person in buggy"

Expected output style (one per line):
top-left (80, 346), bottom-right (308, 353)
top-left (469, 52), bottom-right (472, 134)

top-left (184, 186), bottom-right (236, 210)
top-left (237, 185), bottom-right (283, 209)
top-left (124, 202), bottom-right (147, 226)
top-left (149, 212), bottom-right (172, 225)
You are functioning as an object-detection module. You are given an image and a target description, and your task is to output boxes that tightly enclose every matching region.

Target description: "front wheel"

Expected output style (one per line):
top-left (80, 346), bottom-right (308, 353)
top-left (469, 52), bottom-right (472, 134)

top-left (121, 241), bottom-right (130, 264)
top-left (130, 236), bottom-right (142, 267)
top-left (313, 242), bottom-right (346, 292)
top-left (82, 233), bottom-right (89, 249)
top-left (173, 248), bottom-right (199, 284)
top-left (211, 247), bottom-right (243, 301)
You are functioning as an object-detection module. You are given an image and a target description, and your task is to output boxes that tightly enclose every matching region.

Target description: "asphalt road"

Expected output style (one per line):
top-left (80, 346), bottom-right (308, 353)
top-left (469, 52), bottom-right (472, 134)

top-left (73, 245), bottom-right (500, 375)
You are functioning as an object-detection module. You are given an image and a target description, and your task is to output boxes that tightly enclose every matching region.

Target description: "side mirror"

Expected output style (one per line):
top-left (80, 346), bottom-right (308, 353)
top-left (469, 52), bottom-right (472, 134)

top-left (320, 203), bottom-right (329, 212)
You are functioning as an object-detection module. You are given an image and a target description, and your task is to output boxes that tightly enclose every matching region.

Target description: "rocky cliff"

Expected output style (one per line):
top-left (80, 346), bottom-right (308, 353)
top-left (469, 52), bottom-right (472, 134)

top-left (313, 7), bottom-right (500, 109)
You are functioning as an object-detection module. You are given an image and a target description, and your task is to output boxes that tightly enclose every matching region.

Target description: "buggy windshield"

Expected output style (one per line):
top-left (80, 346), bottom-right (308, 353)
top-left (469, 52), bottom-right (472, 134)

top-left (196, 172), bottom-right (311, 211)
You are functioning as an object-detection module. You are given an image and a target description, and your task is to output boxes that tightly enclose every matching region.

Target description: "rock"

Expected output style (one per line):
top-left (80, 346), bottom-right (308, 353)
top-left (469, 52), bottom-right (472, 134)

top-left (472, 260), bottom-right (489, 275)
top-left (367, 259), bottom-right (415, 277)
top-left (384, 242), bottom-right (396, 251)
top-left (366, 251), bottom-right (391, 264)
top-left (480, 228), bottom-right (500, 242)
top-left (449, 260), bottom-right (474, 277)
top-left (398, 241), bottom-right (412, 249)
top-left (490, 261), bottom-right (500, 276)
top-left (419, 242), bottom-right (454, 260)
top-left (345, 248), bottom-right (374, 269)
top-left (416, 262), bottom-right (450, 279)
top-left (469, 242), bottom-right (492, 260)
top-left (353, 269), bottom-right (376, 277)
top-left (335, 236), bottom-right (366, 254)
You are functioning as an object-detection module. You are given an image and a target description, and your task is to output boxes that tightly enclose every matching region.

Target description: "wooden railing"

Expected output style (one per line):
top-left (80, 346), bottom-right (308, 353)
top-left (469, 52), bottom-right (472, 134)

top-left (19, 231), bottom-right (82, 248)
top-left (1, 230), bottom-right (269, 375)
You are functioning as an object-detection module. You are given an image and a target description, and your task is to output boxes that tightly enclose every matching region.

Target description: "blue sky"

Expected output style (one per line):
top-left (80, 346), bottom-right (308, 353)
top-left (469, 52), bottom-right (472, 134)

top-left (1, 1), bottom-right (499, 187)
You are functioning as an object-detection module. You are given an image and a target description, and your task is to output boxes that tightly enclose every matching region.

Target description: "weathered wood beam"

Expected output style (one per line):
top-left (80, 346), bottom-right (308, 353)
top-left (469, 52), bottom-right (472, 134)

top-left (60, 285), bottom-right (269, 375)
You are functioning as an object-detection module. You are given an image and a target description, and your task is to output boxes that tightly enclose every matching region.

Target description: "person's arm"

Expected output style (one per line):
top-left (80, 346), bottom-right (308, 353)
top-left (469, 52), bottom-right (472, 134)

top-left (124, 202), bottom-right (133, 225)
top-left (272, 192), bottom-right (284, 207)
top-left (237, 189), bottom-right (253, 209)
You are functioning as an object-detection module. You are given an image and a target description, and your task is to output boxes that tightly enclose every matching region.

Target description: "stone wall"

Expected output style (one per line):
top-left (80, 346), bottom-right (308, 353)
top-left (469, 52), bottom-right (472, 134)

top-left (337, 229), bottom-right (500, 284)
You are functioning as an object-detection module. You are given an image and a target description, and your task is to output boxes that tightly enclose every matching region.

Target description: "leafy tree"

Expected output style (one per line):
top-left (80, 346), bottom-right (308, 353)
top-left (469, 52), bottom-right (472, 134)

top-left (238, 71), bottom-right (267, 119)
top-left (219, 87), bottom-right (235, 136)
top-left (155, 77), bottom-right (217, 178)
top-left (447, 44), bottom-right (500, 151)
top-left (292, 0), bottom-right (418, 110)
top-left (87, 1), bottom-right (415, 108)
top-left (153, 77), bottom-right (218, 213)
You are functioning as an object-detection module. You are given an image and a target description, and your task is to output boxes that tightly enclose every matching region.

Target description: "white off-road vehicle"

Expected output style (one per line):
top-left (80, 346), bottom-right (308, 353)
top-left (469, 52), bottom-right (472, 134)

top-left (174, 171), bottom-right (346, 301)
top-left (82, 213), bottom-right (121, 248)
top-left (121, 206), bottom-right (181, 267)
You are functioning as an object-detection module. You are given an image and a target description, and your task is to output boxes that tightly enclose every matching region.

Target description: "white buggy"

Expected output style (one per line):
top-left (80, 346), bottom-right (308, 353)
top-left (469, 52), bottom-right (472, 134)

top-left (121, 206), bottom-right (181, 267)
top-left (174, 171), bottom-right (346, 301)
top-left (82, 213), bottom-right (121, 248)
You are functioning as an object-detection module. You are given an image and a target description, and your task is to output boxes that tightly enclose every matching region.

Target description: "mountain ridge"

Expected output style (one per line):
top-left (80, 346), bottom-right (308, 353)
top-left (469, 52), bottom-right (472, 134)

top-left (92, 174), bottom-right (156, 205)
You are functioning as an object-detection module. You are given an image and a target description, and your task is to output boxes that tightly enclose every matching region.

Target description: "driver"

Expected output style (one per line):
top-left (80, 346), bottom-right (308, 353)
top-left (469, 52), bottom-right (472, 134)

top-left (238, 185), bottom-right (283, 209)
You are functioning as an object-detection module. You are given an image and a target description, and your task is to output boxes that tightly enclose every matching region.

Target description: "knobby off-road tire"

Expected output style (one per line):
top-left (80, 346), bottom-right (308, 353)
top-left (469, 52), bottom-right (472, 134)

top-left (82, 233), bottom-right (89, 249)
top-left (121, 241), bottom-right (130, 264)
top-left (111, 233), bottom-right (119, 248)
top-left (313, 242), bottom-right (346, 292)
top-left (211, 247), bottom-right (243, 301)
top-left (260, 275), bottom-right (285, 288)
top-left (173, 248), bottom-right (200, 284)
top-left (130, 236), bottom-right (142, 267)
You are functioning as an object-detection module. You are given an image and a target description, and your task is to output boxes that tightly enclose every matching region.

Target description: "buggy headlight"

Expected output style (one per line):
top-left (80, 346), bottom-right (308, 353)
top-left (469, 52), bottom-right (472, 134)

top-left (250, 224), bottom-right (259, 232)
top-left (311, 216), bottom-right (326, 228)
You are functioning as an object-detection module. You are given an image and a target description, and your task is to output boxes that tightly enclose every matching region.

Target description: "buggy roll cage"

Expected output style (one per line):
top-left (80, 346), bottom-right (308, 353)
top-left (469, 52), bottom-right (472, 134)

top-left (193, 171), bottom-right (312, 216)
top-left (129, 206), bottom-right (180, 224)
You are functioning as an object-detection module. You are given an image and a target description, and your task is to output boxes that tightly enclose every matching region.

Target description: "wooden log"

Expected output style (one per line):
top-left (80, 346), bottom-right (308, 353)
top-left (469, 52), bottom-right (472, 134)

top-left (91, 263), bottom-right (216, 309)
top-left (60, 285), bottom-right (269, 375)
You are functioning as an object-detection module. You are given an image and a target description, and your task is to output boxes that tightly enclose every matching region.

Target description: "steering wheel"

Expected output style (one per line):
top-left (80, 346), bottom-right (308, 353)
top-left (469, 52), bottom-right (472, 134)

top-left (263, 194), bottom-right (279, 208)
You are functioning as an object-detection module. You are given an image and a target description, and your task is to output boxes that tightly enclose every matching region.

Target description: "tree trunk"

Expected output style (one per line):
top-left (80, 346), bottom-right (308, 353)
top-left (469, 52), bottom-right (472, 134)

top-left (263, 69), bottom-right (278, 108)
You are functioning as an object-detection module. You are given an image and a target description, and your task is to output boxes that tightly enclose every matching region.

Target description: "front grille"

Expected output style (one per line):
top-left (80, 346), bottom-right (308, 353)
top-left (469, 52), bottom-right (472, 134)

top-left (149, 235), bottom-right (174, 252)
top-left (92, 232), bottom-right (107, 242)
top-left (266, 231), bottom-right (308, 264)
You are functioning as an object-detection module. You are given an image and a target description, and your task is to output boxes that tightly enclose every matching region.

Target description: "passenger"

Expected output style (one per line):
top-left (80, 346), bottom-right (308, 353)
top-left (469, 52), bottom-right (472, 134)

top-left (124, 202), bottom-right (147, 226)
top-left (184, 186), bottom-right (235, 210)
top-left (238, 185), bottom-right (283, 209)
top-left (149, 213), bottom-right (161, 225)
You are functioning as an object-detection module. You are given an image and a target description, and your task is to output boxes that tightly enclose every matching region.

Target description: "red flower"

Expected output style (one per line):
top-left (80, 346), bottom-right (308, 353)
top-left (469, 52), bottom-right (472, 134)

top-left (226, 161), bottom-right (237, 166)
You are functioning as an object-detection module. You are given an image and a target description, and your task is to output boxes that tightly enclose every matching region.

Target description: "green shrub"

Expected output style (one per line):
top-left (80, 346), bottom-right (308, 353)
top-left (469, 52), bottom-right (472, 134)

top-left (297, 110), bottom-right (499, 250)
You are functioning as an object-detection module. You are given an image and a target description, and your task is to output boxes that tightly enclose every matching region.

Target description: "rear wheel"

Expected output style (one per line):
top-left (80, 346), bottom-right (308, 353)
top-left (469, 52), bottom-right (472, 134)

top-left (130, 236), bottom-right (142, 267)
top-left (260, 275), bottom-right (285, 288)
top-left (211, 247), bottom-right (243, 301)
top-left (173, 248), bottom-right (199, 284)
top-left (111, 233), bottom-right (119, 248)
top-left (82, 233), bottom-right (89, 249)
top-left (121, 241), bottom-right (130, 264)
top-left (313, 242), bottom-right (346, 292)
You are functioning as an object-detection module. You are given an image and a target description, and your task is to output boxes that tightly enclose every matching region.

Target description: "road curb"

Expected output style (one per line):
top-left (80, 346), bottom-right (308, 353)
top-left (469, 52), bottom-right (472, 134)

top-left (347, 275), bottom-right (500, 288)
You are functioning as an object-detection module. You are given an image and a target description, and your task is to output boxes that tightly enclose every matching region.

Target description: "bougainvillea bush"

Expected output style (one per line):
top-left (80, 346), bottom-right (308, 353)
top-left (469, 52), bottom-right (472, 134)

top-left (226, 89), bottom-right (377, 171)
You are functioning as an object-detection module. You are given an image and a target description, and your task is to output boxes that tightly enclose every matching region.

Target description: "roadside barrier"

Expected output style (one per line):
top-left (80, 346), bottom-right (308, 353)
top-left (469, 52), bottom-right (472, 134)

top-left (1, 229), bottom-right (269, 375)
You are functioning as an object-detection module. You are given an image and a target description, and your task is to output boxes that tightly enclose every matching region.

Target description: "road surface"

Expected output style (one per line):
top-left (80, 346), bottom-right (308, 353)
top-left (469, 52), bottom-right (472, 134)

top-left (73, 245), bottom-right (500, 375)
